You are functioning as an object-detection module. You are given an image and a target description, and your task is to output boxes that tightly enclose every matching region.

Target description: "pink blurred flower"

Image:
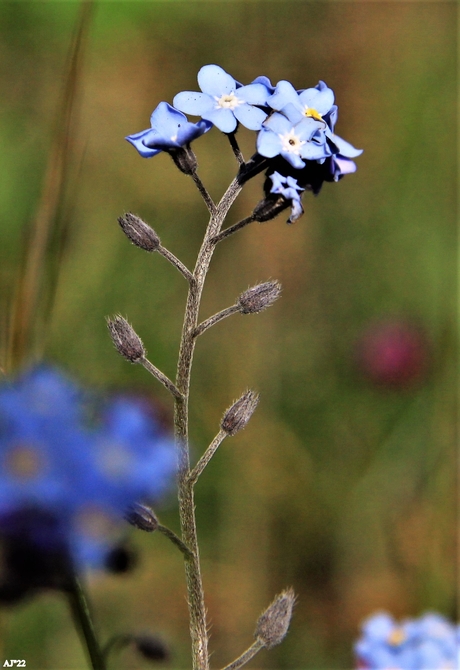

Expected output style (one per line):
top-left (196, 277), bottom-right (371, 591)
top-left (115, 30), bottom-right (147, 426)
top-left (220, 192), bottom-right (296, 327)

top-left (356, 320), bottom-right (430, 388)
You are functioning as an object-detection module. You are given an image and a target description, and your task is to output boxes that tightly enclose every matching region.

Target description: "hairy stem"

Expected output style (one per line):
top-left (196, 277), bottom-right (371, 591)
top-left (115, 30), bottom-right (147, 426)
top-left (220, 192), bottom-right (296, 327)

top-left (174, 176), bottom-right (243, 670)
top-left (210, 216), bottom-right (255, 245)
top-left (187, 429), bottom-right (227, 486)
top-left (140, 357), bottom-right (184, 401)
top-left (193, 305), bottom-right (239, 338)
top-left (220, 640), bottom-right (264, 670)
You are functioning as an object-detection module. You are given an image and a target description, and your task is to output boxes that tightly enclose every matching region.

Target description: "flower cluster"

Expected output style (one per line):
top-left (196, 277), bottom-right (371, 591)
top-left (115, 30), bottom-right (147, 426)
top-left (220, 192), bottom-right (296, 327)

top-left (354, 611), bottom-right (460, 670)
top-left (126, 64), bottom-right (362, 222)
top-left (0, 366), bottom-right (175, 601)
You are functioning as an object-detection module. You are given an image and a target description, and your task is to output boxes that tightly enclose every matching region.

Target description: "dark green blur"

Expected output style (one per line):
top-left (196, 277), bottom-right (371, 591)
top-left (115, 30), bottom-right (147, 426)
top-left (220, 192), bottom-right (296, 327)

top-left (0, 2), bottom-right (456, 668)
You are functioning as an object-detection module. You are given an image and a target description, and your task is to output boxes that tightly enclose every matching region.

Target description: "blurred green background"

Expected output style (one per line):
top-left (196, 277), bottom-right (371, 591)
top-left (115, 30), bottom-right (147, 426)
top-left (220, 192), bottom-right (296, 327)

top-left (0, 1), bottom-right (456, 668)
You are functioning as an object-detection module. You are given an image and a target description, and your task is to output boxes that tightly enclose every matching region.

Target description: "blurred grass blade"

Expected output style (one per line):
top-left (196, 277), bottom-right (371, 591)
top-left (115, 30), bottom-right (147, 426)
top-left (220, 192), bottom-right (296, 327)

top-left (8, 1), bottom-right (94, 370)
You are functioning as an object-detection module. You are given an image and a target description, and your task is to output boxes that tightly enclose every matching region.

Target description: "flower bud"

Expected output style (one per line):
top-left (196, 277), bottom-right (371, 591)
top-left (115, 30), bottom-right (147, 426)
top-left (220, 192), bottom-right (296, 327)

top-left (252, 195), bottom-right (290, 222)
top-left (125, 503), bottom-right (159, 532)
top-left (238, 281), bottom-right (282, 315)
top-left (118, 213), bottom-right (161, 252)
top-left (169, 145), bottom-right (197, 175)
top-left (107, 315), bottom-right (145, 363)
top-left (221, 390), bottom-right (259, 436)
top-left (255, 588), bottom-right (296, 649)
top-left (134, 634), bottom-right (170, 662)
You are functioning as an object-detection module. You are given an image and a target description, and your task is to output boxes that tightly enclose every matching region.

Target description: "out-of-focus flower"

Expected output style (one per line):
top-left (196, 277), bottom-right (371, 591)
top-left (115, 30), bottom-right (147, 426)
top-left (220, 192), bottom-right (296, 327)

top-left (354, 611), bottom-right (459, 670)
top-left (126, 101), bottom-right (212, 158)
top-left (0, 366), bottom-right (176, 600)
top-left (173, 64), bottom-right (271, 133)
top-left (355, 320), bottom-right (431, 388)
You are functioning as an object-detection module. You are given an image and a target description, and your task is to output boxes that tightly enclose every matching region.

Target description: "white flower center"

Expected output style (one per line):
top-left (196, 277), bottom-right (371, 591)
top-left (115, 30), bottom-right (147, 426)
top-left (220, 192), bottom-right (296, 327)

top-left (278, 129), bottom-right (305, 155)
top-left (215, 91), bottom-right (244, 110)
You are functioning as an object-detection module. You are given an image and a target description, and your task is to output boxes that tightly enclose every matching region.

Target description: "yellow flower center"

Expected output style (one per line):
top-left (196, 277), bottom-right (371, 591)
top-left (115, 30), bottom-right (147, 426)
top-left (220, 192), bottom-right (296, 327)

top-left (388, 628), bottom-right (406, 646)
top-left (304, 107), bottom-right (323, 122)
top-left (215, 92), bottom-right (243, 110)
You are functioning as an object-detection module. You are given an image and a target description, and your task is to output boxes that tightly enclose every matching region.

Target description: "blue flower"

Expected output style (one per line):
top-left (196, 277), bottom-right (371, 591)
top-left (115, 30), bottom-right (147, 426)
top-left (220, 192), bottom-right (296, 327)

top-left (354, 611), bottom-right (459, 670)
top-left (257, 112), bottom-right (329, 169)
top-left (0, 366), bottom-right (176, 586)
top-left (126, 101), bottom-right (212, 158)
top-left (269, 171), bottom-right (304, 223)
top-left (173, 64), bottom-right (271, 133)
top-left (268, 79), bottom-right (336, 125)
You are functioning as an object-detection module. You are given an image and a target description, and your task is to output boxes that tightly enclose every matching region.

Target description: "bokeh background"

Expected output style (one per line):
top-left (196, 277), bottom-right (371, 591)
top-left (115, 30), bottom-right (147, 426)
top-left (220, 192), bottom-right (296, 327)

top-left (0, 1), bottom-right (457, 668)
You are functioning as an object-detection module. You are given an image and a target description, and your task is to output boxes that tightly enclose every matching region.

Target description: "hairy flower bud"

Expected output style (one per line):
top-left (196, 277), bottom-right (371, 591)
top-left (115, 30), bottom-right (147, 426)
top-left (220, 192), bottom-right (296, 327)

top-left (169, 146), bottom-right (197, 175)
top-left (107, 315), bottom-right (145, 363)
top-left (238, 281), bottom-right (282, 314)
top-left (125, 503), bottom-right (159, 532)
top-left (118, 213), bottom-right (161, 252)
top-left (252, 195), bottom-right (290, 222)
top-left (221, 390), bottom-right (259, 436)
top-left (255, 588), bottom-right (296, 649)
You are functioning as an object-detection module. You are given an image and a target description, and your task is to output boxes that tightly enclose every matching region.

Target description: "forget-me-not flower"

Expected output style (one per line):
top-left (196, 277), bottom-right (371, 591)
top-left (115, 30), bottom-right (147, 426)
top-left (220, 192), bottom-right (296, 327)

top-left (257, 112), bottom-right (329, 169)
top-left (126, 101), bottom-right (212, 158)
top-left (354, 611), bottom-right (460, 670)
top-left (173, 64), bottom-right (271, 133)
top-left (269, 171), bottom-right (305, 223)
top-left (0, 366), bottom-right (176, 597)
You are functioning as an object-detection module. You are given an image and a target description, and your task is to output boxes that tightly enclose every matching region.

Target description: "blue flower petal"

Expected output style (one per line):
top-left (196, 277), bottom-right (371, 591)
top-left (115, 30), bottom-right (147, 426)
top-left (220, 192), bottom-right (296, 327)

top-left (256, 129), bottom-right (283, 158)
top-left (237, 83), bottom-right (272, 106)
top-left (267, 80), bottom-right (299, 111)
top-left (233, 103), bottom-right (267, 130)
top-left (125, 131), bottom-right (162, 158)
top-left (172, 91), bottom-right (215, 116)
top-left (328, 132), bottom-right (363, 157)
top-left (197, 64), bottom-right (236, 96)
top-left (201, 107), bottom-right (237, 133)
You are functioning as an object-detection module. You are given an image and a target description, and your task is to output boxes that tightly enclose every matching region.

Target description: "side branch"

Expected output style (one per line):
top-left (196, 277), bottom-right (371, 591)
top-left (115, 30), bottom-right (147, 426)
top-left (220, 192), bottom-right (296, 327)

top-left (220, 640), bottom-right (264, 670)
top-left (191, 170), bottom-right (216, 215)
top-left (210, 216), bottom-right (255, 245)
top-left (157, 244), bottom-right (195, 284)
top-left (187, 429), bottom-right (227, 486)
top-left (193, 305), bottom-right (239, 338)
top-left (140, 358), bottom-right (184, 401)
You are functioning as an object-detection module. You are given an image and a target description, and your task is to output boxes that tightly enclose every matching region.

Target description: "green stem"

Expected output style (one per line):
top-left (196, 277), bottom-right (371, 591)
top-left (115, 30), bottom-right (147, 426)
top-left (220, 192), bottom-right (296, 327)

top-left (67, 574), bottom-right (106, 670)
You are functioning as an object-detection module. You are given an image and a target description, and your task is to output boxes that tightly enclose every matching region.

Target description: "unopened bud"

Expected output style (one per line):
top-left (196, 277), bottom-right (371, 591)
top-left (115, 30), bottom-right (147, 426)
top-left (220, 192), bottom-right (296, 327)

top-left (107, 315), bottom-right (145, 363)
top-left (118, 213), bottom-right (160, 252)
top-left (169, 146), bottom-right (197, 175)
top-left (252, 195), bottom-right (290, 223)
top-left (255, 588), bottom-right (296, 649)
top-left (221, 390), bottom-right (259, 436)
top-left (134, 634), bottom-right (170, 662)
top-left (238, 281), bottom-right (282, 315)
top-left (125, 503), bottom-right (159, 532)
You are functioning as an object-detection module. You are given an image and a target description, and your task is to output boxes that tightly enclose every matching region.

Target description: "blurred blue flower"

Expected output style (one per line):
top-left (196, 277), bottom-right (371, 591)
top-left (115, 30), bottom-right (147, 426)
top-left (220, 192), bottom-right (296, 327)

top-left (126, 101), bottom-right (212, 158)
top-left (354, 611), bottom-right (459, 670)
top-left (173, 64), bottom-right (271, 133)
top-left (269, 171), bottom-right (304, 223)
top-left (0, 366), bottom-right (176, 593)
top-left (257, 112), bottom-right (329, 169)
